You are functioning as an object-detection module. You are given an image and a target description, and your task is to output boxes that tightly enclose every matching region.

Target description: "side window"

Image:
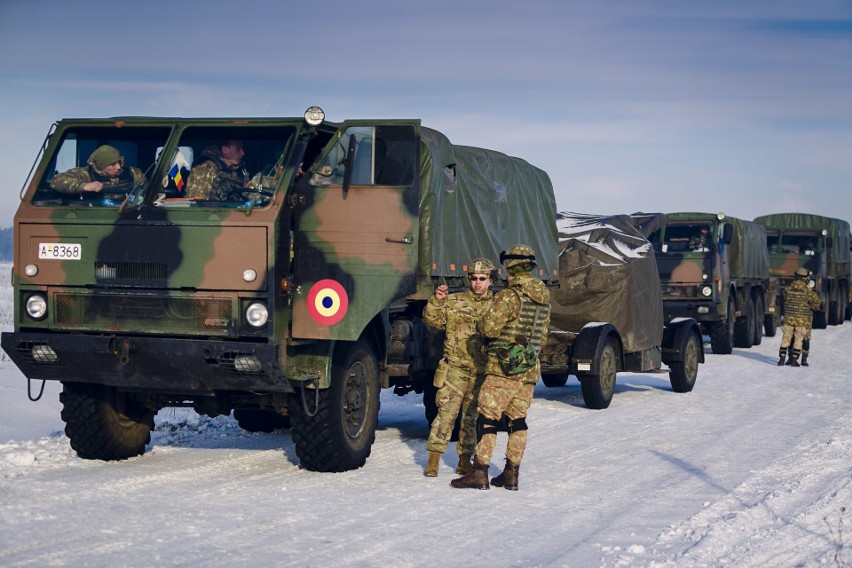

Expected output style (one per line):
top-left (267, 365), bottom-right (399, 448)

top-left (318, 125), bottom-right (416, 187)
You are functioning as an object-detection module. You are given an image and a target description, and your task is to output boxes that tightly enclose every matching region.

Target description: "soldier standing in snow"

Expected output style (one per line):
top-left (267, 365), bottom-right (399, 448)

top-left (778, 267), bottom-right (821, 367)
top-left (452, 245), bottom-right (550, 491)
top-left (422, 259), bottom-right (495, 477)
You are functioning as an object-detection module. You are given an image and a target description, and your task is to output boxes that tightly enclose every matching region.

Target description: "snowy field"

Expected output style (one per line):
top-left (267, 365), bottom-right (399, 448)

top-left (0, 262), bottom-right (850, 567)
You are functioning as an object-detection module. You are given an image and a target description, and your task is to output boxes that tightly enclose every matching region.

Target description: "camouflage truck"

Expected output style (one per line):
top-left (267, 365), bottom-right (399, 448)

top-left (753, 213), bottom-right (851, 328)
top-left (538, 212), bottom-right (703, 409)
top-left (633, 212), bottom-right (780, 355)
top-left (0, 107), bottom-right (559, 472)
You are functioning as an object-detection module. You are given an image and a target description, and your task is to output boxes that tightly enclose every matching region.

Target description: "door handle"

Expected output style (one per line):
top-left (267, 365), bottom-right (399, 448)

top-left (385, 236), bottom-right (413, 244)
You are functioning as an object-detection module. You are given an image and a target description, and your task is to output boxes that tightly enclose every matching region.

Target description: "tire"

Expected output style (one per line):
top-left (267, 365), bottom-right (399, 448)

top-left (734, 295), bottom-right (754, 348)
top-left (813, 308), bottom-right (827, 329)
top-left (709, 297), bottom-right (735, 354)
top-left (669, 330), bottom-right (700, 393)
top-left (579, 339), bottom-right (617, 410)
top-left (290, 341), bottom-right (380, 472)
top-left (234, 409), bottom-right (290, 433)
top-left (60, 382), bottom-right (155, 461)
top-left (764, 297), bottom-right (779, 337)
top-left (752, 293), bottom-right (764, 346)
top-left (422, 381), bottom-right (460, 442)
top-left (541, 373), bottom-right (569, 388)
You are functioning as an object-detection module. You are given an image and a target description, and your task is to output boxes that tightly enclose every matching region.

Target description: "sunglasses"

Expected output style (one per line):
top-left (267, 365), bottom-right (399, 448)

top-left (469, 276), bottom-right (489, 281)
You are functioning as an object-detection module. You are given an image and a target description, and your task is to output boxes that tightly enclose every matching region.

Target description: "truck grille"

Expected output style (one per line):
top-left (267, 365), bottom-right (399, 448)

top-left (95, 261), bottom-right (168, 286)
top-left (54, 293), bottom-right (233, 334)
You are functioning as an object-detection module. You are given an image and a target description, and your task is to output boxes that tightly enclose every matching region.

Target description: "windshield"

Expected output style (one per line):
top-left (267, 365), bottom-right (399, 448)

top-left (32, 126), bottom-right (172, 208)
top-left (649, 223), bottom-right (714, 253)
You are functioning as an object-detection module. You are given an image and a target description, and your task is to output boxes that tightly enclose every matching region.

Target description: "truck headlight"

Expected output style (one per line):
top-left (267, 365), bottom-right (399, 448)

top-left (700, 286), bottom-right (712, 297)
top-left (26, 294), bottom-right (47, 320)
top-left (245, 302), bottom-right (268, 327)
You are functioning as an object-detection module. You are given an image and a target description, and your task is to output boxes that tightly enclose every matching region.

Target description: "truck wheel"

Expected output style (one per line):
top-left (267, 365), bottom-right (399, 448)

top-left (764, 297), bottom-right (780, 337)
top-left (813, 308), bottom-right (827, 329)
top-left (578, 339), bottom-right (617, 410)
top-left (541, 373), bottom-right (569, 388)
top-left (734, 296), bottom-right (754, 348)
top-left (709, 297), bottom-right (735, 354)
top-left (290, 341), bottom-right (380, 472)
top-left (752, 294), bottom-right (764, 346)
top-left (234, 409), bottom-right (290, 433)
top-left (422, 382), bottom-right (460, 442)
top-left (829, 299), bottom-right (842, 326)
top-left (669, 330), bottom-right (700, 393)
top-left (60, 382), bottom-right (155, 461)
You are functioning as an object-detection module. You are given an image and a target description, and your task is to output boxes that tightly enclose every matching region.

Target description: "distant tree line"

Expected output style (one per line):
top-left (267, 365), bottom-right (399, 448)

top-left (0, 227), bottom-right (11, 261)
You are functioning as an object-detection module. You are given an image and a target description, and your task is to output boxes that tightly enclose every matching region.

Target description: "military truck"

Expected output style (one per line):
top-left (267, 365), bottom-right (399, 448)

top-left (538, 212), bottom-right (703, 409)
top-left (753, 213), bottom-right (851, 328)
top-left (0, 107), bottom-right (559, 472)
top-left (633, 212), bottom-right (780, 355)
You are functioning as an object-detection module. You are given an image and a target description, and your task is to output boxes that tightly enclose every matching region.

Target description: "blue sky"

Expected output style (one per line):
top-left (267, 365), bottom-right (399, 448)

top-left (1, 0), bottom-right (850, 229)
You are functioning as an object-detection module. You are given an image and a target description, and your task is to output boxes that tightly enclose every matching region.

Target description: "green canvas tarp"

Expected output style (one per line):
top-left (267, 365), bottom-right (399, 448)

top-left (417, 127), bottom-right (558, 286)
top-left (545, 212), bottom-right (664, 355)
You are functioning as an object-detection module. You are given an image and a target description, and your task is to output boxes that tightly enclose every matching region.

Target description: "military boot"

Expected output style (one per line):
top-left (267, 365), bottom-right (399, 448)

top-left (801, 352), bottom-right (809, 367)
top-left (490, 459), bottom-right (520, 491)
top-left (424, 451), bottom-right (441, 477)
top-left (455, 454), bottom-right (473, 475)
top-left (450, 458), bottom-right (490, 490)
top-left (777, 349), bottom-right (786, 366)
top-left (789, 350), bottom-right (801, 368)
top-left (785, 346), bottom-right (794, 365)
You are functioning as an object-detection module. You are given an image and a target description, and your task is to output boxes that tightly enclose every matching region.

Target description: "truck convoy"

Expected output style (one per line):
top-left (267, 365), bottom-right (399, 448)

top-left (539, 212), bottom-right (703, 409)
top-left (753, 213), bottom-right (851, 328)
top-left (633, 212), bottom-right (780, 355)
top-left (0, 108), bottom-right (560, 472)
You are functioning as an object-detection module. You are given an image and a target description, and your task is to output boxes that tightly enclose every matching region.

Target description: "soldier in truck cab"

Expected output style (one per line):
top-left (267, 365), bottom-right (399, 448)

top-left (185, 139), bottom-right (250, 201)
top-left (688, 227), bottom-right (710, 252)
top-left (50, 144), bottom-right (147, 194)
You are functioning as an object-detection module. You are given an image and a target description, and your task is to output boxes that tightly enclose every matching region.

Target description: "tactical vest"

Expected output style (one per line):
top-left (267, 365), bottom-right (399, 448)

top-left (196, 155), bottom-right (249, 199)
top-left (497, 288), bottom-right (547, 350)
top-left (87, 164), bottom-right (135, 191)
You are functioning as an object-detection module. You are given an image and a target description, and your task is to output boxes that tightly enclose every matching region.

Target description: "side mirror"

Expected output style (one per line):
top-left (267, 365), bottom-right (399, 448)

top-left (826, 236), bottom-right (833, 248)
top-left (722, 223), bottom-right (733, 245)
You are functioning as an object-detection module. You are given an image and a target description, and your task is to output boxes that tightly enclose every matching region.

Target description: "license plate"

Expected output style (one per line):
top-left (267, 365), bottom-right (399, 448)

top-left (38, 242), bottom-right (82, 260)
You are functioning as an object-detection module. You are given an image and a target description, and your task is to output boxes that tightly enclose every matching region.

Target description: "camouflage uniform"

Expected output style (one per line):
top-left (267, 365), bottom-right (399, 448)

top-left (423, 287), bottom-right (493, 458)
top-left (779, 272), bottom-right (820, 365)
top-left (185, 145), bottom-right (250, 201)
top-left (452, 245), bottom-right (550, 490)
top-left (50, 149), bottom-right (146, 194)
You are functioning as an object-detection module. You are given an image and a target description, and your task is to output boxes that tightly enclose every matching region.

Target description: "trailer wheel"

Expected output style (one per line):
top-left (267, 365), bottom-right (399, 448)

top-left (578, 339), bottom-right (617, 410)
top-left (290, 341), bottom-right (380, 472)
top-left (709, 297), bottom-right (735, 354)
top-left (764, 296), bottom-right (780, 337)
top-left (752, 293), bottom-right (764, 346)
top-left (60, 382), bottom-right (155, 461)
top-left (234, 409), bottom-right (290, 433)
top-left (541, 373), bottom-right (569, 388)
top-left (669, 330), bottom-right (700, 393)
top-left (734, 295), bottom-right (755, 348)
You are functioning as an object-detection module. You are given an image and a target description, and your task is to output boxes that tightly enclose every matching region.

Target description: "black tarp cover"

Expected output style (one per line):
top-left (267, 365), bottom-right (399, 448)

top-left (545, 212), bottom-right (664, 355)
top-left (417, 128), bottom-right (558, 291)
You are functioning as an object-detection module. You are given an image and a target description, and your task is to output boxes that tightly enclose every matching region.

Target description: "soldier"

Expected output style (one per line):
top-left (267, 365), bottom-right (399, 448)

top-left (185, 140), bottom-right (250, 201)
top-left (451, 244), bottom-right (550, 491)
top-left (688, 227), bottom-right (710, 251)
top-left (778, 267), bottom-right (821, 367)
top-left (422, 258), bottom-right (495, 477)
top-left (50, 145), bottom-right (147, 194)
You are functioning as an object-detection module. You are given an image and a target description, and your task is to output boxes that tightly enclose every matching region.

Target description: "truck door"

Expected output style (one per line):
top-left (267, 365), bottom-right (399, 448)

top-left (291, 120), bottom-right (420, 340)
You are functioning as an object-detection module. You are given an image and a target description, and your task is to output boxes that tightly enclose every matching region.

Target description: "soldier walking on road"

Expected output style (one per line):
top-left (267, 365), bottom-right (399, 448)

top-left (422, 259), bottom-right (495, 477)
top-left (451, 245), bottom-right (550, 491)
top-left (778, 267), bottom-right (821, 367)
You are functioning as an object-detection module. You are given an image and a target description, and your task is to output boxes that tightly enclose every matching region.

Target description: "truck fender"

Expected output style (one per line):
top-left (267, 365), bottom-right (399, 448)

top-left (571, 323), bottom-right (623, 376)
top-left (662, 317), bottom-right (705, 365)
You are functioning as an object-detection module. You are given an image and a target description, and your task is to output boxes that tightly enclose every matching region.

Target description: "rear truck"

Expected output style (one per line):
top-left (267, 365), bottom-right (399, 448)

top-left (634, 212), bottom-right (780, 355)
top-left (538, 212), bottom-right (703, 410)
top-left (0, 107), bottom-right (559, 471)
top-left (753, 213), bottom-right (851, 328)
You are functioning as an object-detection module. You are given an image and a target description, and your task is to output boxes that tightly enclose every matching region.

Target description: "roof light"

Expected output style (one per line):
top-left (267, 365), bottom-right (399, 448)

top-left (304, 106), bottom-right (325, 126)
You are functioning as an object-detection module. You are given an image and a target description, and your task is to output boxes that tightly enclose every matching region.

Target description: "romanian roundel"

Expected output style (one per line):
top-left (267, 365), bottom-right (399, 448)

top-left (307, 279), bottom-right (349, 326)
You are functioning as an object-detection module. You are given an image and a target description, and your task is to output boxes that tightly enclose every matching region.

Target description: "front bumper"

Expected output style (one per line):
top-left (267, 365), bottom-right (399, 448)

top-left (1, 331), bottom-right (289, 395)
top-left (663, 300), bottom-right (721, 327)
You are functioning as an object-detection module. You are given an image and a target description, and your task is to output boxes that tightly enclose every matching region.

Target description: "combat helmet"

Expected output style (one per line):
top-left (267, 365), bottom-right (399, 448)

top-left (795, 267), bottom-right (809, 278)
top-left (468, 258), bottom-right (495, 276)
top-left (500, 244), bottom-right (537, 268)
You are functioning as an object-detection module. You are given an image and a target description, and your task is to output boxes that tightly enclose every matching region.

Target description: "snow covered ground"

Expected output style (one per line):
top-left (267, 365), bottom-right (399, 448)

top-left (1, 262), bottom-right (850, 567)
